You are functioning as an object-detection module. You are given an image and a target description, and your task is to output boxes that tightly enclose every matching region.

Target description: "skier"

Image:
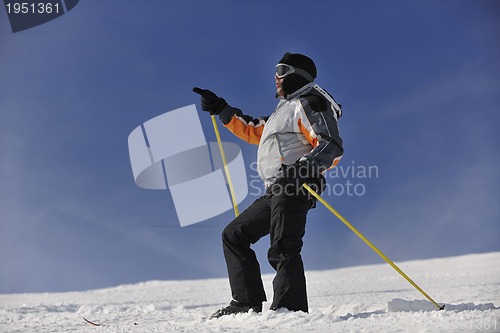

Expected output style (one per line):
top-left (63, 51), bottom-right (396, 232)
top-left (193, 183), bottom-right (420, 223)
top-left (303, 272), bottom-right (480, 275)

top-left (193, 52), bottom-right (343, 318)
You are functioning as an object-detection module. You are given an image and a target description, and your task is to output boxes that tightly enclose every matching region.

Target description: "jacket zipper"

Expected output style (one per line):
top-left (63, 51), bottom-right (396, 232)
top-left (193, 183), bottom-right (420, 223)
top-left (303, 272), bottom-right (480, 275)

top-left (274, 135), bottom-right (285, 163)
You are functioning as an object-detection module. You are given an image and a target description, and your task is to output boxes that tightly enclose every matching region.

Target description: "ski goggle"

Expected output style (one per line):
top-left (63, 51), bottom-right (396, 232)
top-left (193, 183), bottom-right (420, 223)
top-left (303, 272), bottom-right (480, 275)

top-left (276, 63), bottom-right (314, 81)
top-left (276, 63), bottom-right (295, 78)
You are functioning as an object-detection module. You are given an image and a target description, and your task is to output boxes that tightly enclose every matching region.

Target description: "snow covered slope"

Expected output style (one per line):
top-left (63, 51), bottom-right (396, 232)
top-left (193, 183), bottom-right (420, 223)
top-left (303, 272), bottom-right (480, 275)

top-left (1, 252), bottom-right (499, 332)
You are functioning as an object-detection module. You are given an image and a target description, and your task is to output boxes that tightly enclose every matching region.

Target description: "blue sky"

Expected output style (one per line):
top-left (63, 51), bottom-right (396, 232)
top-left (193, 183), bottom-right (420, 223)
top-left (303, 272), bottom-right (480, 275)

top-left (1, 1), bottom-right (499, 293)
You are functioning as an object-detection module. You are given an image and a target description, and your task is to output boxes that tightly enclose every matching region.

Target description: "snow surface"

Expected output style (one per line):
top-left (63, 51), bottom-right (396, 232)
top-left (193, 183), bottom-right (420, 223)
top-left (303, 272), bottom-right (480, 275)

top-left (1, 252), bottom-right (499, 332)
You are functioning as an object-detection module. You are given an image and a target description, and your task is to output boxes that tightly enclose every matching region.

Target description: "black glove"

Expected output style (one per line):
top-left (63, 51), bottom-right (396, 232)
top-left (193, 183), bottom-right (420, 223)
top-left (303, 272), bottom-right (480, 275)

top-left (192, 87), bottom-right (228, 115)
top-left (281, 159), bottom-right (320, 189)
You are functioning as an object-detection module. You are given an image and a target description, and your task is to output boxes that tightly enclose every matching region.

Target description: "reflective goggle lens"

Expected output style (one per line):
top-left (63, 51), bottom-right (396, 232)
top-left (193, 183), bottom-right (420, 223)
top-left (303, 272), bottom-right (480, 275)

top-left (276, 64), bottom-right (294, 78)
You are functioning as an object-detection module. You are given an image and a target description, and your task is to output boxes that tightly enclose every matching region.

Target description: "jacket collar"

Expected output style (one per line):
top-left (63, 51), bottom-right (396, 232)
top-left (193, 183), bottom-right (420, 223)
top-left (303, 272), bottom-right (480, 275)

top-left (280, 81), bottom-right (315, 101)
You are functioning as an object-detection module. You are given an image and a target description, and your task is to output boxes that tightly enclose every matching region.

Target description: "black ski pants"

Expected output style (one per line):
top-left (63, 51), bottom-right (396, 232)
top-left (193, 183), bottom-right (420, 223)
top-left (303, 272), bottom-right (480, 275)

top-left (222, 180), bottom-right (320, 313)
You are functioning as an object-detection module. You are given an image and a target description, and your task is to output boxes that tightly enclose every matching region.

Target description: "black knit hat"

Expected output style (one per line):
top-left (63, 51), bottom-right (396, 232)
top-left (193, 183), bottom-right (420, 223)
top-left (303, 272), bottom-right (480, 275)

top-left (278, 52), bottom-right (317, 95)
top-left (278, 52), bottom-right (317, 80)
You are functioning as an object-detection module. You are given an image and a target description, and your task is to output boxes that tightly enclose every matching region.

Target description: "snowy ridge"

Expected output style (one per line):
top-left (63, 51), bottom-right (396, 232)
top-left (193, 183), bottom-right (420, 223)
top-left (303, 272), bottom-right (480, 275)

top-left (1, 252), bottom-right (499, 332)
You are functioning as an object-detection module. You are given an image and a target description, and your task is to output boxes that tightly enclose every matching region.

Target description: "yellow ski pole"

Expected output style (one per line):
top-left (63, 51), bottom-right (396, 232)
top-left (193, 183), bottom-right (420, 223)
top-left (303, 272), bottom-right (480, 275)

top-left (302, 183), bottom-right (444, 310)
top-left (211, 115), bottom-right (239, 217)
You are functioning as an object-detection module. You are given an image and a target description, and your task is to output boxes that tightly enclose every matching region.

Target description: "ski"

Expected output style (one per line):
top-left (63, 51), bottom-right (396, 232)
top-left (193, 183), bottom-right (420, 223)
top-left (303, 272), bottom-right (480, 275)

top-left (83, 317), bottom-right (139, 328)
top-left (83, 317), bottom-right (104, 326)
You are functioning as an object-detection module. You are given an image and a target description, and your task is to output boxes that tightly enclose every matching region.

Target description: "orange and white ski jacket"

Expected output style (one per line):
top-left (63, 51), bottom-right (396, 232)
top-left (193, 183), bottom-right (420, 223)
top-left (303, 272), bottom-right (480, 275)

top-left (218, 83), bottom-right (343, 187)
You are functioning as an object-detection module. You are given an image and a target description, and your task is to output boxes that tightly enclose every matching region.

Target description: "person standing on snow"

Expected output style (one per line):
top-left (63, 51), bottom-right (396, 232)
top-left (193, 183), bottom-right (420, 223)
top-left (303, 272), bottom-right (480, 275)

top-left (193, 52), bottom-right (343, 319)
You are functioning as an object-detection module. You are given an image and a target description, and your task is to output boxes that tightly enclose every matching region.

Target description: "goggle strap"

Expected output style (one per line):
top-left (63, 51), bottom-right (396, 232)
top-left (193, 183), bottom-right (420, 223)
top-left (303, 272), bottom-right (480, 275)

top-left (293, 67), bottom-right (315, 82)
top-left (277, 63), bottom-right (314, 82)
